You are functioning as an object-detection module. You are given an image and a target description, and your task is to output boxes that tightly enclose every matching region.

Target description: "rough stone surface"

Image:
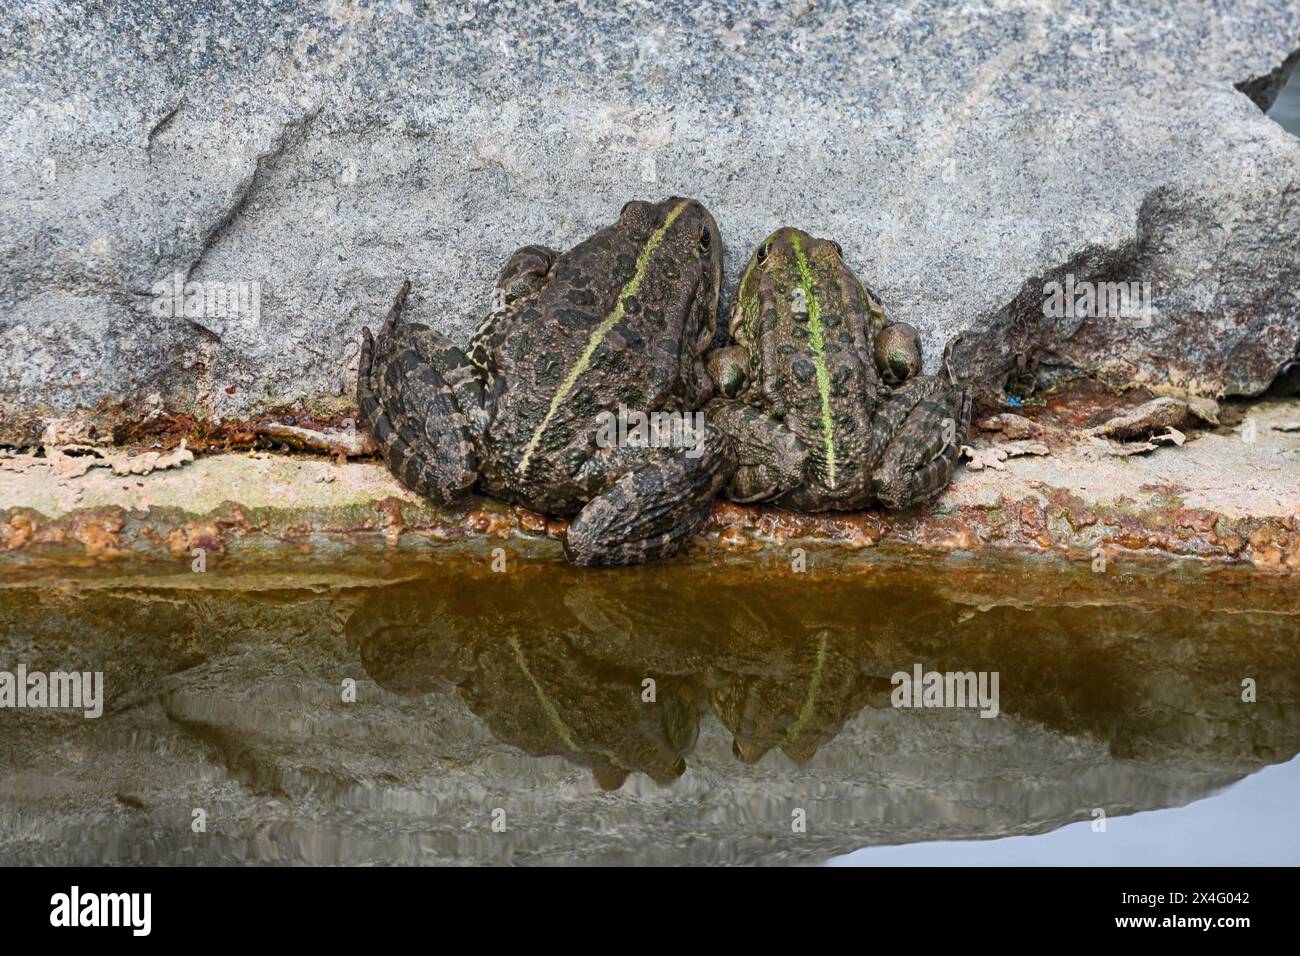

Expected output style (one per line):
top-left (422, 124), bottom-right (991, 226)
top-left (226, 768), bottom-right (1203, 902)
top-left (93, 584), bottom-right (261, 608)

top-left (2, 1), bottom-right (1300, 441)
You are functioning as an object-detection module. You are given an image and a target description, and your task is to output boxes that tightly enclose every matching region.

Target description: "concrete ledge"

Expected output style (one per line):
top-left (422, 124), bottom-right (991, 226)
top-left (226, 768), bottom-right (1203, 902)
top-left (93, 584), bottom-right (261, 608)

top-left (3, 398), bottom-right (1297, 574)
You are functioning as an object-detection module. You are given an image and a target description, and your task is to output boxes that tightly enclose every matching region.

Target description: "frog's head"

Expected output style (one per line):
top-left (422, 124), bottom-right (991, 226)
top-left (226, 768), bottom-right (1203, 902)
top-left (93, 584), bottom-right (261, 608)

top-left (728, 226), bottom-right (872, 341)
top-left (618, 197), bottom-right (722, 358)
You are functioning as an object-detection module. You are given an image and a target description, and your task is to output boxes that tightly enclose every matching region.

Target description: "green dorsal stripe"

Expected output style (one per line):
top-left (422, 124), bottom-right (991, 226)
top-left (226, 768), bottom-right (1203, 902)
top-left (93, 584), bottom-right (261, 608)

top-left (789, 235), bottom-right (837, 487)
top-left (517, 199), bottom-right (690, 476)
top-left (508, 634), bottom-right (579, 751)
top-left (786, 631), bottom-right (829, 747)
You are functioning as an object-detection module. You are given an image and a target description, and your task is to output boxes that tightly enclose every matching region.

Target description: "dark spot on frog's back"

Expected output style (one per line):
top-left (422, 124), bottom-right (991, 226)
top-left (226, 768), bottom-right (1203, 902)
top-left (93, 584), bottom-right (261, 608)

top-left (607, 324), bottom-right (645, 353)
top-left (661, 261), bottom-right (680, 280)
top-left (561, 448), bottom-right (587, 475)
top-left (541, 423), bottom-right (574, 456)
top-left (556, 308), bottom-right (594, 331)
top-left (567, 288), bottom-right (596, 306)
top-left (791, 357), bottom-right (817, 383)
top-left (823, 313), bottom-right (842, 328)
top-left (570, 385), bottom-right (602, 418)
top-left (622, 295), bottom-right (640, 315)
top-left (506, 332), bottom-right (533, 361)
top-left (653, 333), bottom-right (681, 360)
top-left (533, 354), bottom-right (565, 388)
top-left (616, 254), bottom-right (636, 281)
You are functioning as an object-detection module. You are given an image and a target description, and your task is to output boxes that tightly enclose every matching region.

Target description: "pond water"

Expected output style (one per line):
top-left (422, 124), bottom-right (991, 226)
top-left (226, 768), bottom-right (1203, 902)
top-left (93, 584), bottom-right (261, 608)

top-left (0, 550), bottom-right (1296, 865)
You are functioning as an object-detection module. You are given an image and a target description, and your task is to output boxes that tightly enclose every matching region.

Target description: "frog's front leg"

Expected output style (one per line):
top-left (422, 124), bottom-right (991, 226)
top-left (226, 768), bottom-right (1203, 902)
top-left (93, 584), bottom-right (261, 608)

top-left (705, 398), bottom-right (806, 503)
top-left (358, 281), bottom-right (489, 505)
top-left (563, 423), bottom-right (737, 567)
top-left (870, 377), bottom-right (972, 509)
top-left (703, 344), bottom-right (805, 503)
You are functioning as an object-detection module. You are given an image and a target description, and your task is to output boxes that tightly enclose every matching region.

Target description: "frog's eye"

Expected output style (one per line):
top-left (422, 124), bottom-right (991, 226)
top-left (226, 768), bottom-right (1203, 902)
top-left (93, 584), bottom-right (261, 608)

top-left (756, 241), bottom-right (773, 264)
top-left (698, 228), bottom-right (712, 254)
top-left (830, 240), bottom-right (843, 258)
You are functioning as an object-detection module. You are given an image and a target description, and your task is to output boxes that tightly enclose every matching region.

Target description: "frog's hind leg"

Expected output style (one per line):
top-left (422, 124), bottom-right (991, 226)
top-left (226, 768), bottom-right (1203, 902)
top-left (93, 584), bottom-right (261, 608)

top-left (704, 398), bottom-right (806, 503)
top-left (871, 378), bottom-right (972, 509)
top-left (491, 245), bottom-right (558, 310)
top-left (468, 245), bottom-right (559, 371)
top-left (357, 281), bottom-right (485, 505)
top-left (563, 423), bottom-right (737, 567)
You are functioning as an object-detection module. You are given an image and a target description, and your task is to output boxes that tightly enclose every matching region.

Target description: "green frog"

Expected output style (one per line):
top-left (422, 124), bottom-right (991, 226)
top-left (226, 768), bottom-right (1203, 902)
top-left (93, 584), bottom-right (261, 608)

top-left (705, 227), bottom-right (970, 511)
top-left (357, 198), bottom-right (736, 566)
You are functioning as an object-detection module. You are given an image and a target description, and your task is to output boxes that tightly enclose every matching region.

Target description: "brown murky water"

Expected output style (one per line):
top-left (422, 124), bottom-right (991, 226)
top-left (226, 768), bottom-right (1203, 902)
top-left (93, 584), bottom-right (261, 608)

top-left (0, 549), bottom-right (1296, 865)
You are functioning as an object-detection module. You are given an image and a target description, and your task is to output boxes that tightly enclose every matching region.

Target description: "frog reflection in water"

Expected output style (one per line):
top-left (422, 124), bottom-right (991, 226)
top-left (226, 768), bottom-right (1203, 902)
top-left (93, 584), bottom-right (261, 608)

top-left (709, 630), bottom-right (893, 765)
top-left (357, 198), bottom-right (734, 567)
top-left (345, 560), bottom-right (1300, 797)
top-left (348, 575), bottom-right (890, 785)
top-left (352, 589), bottom-right (699, 790)
top-left (706, 228), bottom-right (971, 510)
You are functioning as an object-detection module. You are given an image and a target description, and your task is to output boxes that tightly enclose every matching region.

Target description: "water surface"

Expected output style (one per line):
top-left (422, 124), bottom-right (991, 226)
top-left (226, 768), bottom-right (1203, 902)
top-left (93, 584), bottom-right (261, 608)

top-left (0, 550), bottom-right (1296, 865)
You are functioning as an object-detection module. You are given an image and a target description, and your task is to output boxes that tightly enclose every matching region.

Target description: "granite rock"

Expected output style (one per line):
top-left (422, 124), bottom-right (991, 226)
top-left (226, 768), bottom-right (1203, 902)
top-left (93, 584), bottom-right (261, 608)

top-left (2, 0), bottom-right (1299, 440)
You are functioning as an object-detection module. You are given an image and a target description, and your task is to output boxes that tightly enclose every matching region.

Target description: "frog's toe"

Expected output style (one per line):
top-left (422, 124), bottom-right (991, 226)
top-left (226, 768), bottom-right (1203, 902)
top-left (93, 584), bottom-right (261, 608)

top-left (381, 279), bottom-right (412, 334)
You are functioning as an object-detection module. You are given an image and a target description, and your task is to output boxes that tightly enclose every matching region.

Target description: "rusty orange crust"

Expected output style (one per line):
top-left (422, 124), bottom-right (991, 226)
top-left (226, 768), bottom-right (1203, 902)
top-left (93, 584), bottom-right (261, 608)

top-left (4, 485), bottom-right (1298, 573)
